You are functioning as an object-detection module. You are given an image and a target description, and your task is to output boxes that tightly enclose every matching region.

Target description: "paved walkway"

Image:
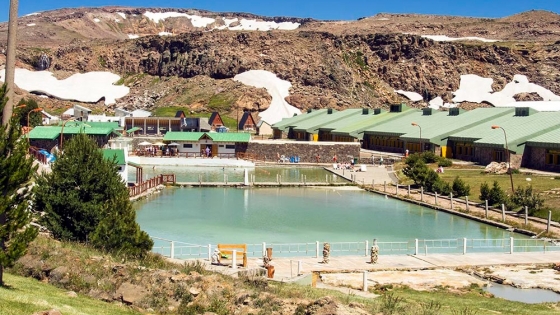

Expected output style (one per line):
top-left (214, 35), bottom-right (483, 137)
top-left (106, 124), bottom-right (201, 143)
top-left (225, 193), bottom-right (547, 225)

top-left (196, 251), bottom-right (560, 282)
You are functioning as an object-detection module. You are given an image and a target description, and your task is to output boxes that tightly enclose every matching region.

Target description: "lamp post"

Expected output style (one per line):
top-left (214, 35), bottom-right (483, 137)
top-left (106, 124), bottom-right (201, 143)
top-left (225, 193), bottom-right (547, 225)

top-left (27, 107), bottom-right (43, 128)
top-left (491, 125), bottom-right (515, 194)
top-left (59, 118), bottom-right (77, 149)
top-left (411, 122), bottom-right (422, 153)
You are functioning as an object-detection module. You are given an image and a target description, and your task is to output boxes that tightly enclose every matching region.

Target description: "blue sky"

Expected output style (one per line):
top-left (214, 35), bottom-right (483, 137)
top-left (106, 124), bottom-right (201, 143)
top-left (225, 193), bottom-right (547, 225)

top-left (3, 0), bottom-right (559, 22)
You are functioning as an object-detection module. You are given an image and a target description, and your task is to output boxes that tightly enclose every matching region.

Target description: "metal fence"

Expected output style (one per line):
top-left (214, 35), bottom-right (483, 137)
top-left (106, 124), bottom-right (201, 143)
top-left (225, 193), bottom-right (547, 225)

top-left (150, 237), bottom-right (560, 260)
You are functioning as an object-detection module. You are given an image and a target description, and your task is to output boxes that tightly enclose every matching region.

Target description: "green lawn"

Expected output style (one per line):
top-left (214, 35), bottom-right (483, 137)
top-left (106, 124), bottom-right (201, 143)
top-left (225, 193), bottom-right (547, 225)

top-left (1, 273), bottom-right (140, 315)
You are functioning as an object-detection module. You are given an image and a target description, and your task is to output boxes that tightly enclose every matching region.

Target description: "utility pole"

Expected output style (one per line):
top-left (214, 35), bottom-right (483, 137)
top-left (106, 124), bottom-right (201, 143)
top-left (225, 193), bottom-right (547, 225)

top-left (2, 0), bottom-right (19, 127)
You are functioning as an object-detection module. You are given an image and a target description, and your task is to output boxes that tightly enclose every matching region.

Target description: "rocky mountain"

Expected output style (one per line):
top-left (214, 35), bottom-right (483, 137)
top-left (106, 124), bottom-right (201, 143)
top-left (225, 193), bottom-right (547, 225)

top-left (1, 7), bottom-right (560, 119)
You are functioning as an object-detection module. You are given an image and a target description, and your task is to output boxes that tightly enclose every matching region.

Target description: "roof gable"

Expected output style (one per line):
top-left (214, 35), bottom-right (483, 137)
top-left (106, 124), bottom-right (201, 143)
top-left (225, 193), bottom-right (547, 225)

top-left (102, 149), bottom-right (126, 165)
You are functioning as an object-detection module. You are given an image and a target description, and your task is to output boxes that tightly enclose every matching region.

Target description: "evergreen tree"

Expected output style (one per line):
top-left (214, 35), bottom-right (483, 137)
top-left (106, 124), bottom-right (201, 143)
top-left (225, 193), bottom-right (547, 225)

top-left (34, 132), bottom-right (152, 257)
top-left (0, 84), bottom-right (38, 286)
top-left (511, 185), bottom-right (544, 215)
top-left (16, 98), bottom-right (42, 128)
top-left (452, 176), bottom-right (471, 197)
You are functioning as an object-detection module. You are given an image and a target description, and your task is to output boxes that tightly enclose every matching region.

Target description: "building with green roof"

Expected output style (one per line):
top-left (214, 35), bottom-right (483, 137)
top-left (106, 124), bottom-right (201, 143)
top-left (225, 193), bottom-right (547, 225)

top-left (524, 128), bottom-right (560, 172)
top-left (288, 109), bottom-right (360, 141)
top-left (316, 108), bottom-right (382, 142)
top-left (102, 149), bottom-right (127, 183)
top-left (162, 131), bottom-right (251, 158)
top-left (271, 109), bottom-right (329, 139)
top-left (447, 108), bottom-right (560, 167)
top-left (28, 123), bottom-right (118, 152)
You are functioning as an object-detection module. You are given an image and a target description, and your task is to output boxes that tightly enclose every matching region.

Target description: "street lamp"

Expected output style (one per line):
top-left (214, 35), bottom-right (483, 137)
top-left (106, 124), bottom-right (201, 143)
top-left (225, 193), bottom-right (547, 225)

top-left (59, 118), bottom-right (77, 149)
top-left (491, 125), bottom-right (515, 194)
top-left (411, 122), bottom-right (422, 153)
top-left (27, 107), bottom-right (43, 128)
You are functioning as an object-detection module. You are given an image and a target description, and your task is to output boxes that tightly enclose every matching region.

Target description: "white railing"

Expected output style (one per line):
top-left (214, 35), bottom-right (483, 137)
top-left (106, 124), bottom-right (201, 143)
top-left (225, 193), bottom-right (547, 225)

top-left (149, 237), bottom-right (560, 260)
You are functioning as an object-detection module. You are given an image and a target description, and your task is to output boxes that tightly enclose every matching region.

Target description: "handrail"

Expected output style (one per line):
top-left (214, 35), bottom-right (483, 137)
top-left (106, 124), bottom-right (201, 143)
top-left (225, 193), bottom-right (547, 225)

top-left (128, 173), bottom-right (176, 197)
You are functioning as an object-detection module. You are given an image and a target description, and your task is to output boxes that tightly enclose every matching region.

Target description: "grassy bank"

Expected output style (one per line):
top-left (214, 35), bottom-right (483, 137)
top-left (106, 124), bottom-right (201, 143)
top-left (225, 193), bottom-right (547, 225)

top-left (0, 273), bottom-right (140, 315)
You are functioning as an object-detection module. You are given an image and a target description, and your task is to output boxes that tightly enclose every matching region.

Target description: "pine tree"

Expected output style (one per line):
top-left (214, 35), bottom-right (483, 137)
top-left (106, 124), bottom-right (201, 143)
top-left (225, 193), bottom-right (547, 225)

top-left (34, 132), bottom-right (152, 257)
top-left (0, 84), bottom-right (38, 286)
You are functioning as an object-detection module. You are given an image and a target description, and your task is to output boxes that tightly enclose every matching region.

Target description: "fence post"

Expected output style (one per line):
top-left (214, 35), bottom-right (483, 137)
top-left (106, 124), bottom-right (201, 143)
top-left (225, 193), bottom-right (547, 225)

top-left (384, 181), bottom-right (387, 192)
top-left (420, 187), bottom-right (424, 202)
top-left (450, 193), bottom-right (454, 210)
top-left (485, 200), bottom-right (488, 219)
top-left (510, 237), bottom-right (514, 254)
top-left (326, 174), bottom-right (328, 183)
top-left (232, 250), bottom-right (237, 269)
top-left (501, 204), bottom-right (506, 222)
top-left (414, 239), bottom-right (419, 255)
top-left (365, 240), bottom-right (369, 256)
top-left (277, 174), bottom-right (279, 184)
top-left (363, 271), bottom-right (368, 292)
top-left (224, 174), bottom-right (227, 185)
top-left (199, 174), bottom-right (202, 186)
top-left (372, 179), bottom-right (375, 187)
top-left (262, 242), bottom-right (266, 257)
top-left (304, 175), bottom-right (307, 185)
top-left (525, 206), bottom-right (528, 225)
top-left (316, 241), bottom-right (320, 258)
top-left (170, 241), bottom-right (175, 259)
top-left (435, 192), bottom-right (438, 206)
top-left (298, 261), bottom-right (303, 276)
top-left (408, 185), bottom-right (411, 197)
top-left (462, 238), bottom-right (467, 255)
top-left (465, 196), bottom-right (469, 211)
top-left (548, 211), bottom-right (552, 233)
top-left (396, 184), bottom-right (399, 195)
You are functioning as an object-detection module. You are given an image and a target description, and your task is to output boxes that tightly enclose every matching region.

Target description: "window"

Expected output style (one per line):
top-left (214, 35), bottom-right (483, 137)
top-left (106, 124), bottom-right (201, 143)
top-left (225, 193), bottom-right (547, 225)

top-left (546, 150), bottom-right (560, 165)
top-left (225, 144), bottom-right (235, 149)
top-left (183, 144), bottom-right (193, 148)
top-left (493, 150), bottom-right (504, 162)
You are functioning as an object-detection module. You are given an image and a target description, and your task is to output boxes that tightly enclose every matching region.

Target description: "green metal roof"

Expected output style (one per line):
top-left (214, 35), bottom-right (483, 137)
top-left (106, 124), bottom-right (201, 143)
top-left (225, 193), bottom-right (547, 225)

top-left (332, 106), bottom-right (415, 139)
top-left (525, 129), bottom-right (560, 149)
top-left (449, 111), bottom-right (560, 154)
top-left (86, 121), bottom-right (119, 129)
top-left (318, 109), bottom-right (381, 131)
top-left (127, 126), bottom-right (141, 133)
top-left (102, 149), bottom-right (126, 165)
top-left (28, 124), bottom-right (114, 139)
top-left (206, 132), bottom-right (251, 142)
top-left (292, 109), bottom-right (363, 133)
top-left (272, 109), bottom-right (329, 131)
top-left (399, 108), bottom-right (515, 145)
top-left (163, 132), bottom-right (205, 141)
top-left (28, 126), bottom-right (60, 140)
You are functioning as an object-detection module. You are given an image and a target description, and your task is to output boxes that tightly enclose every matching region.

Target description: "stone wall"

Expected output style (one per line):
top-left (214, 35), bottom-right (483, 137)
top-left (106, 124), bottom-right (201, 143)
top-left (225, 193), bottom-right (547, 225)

top-left (477, 147), bottom-right (522, 169)
top-left (522, 146), bottom-right (560, 172)
top-left (245, 141), bottom-right (361, 163)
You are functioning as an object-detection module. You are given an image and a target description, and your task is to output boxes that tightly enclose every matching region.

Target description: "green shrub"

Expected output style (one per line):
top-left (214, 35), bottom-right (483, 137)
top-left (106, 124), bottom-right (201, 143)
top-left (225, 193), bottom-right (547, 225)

top-left (421, 151), bottom-right (439, 163)
top-left (479, 182), bottom-right (490, 201)
top-left (432, 179), bottom-right (452, 195)
top-left (452, 176), bottom-right (471, 197)
top-left (437, 157), bottom-right (453, 167)
top-left (511, 185), bottom-right (544, 215)
top-left (481, 181), bottom-right (509, 206)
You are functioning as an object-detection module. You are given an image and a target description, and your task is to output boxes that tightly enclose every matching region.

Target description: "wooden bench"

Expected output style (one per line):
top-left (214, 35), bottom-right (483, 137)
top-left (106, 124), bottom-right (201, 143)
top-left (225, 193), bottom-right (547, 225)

top-left (217, 244), bottom-right (248, 267)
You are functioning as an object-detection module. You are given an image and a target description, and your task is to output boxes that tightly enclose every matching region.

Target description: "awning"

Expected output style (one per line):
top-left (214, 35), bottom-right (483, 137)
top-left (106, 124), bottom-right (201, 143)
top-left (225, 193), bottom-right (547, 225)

top-left (127, 127), bottom-right (142, 133)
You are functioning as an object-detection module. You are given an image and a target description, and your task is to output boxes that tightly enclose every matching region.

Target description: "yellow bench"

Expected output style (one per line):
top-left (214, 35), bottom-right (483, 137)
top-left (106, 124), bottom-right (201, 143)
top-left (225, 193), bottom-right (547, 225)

top-left (217, 244), bottom-right (248, 267)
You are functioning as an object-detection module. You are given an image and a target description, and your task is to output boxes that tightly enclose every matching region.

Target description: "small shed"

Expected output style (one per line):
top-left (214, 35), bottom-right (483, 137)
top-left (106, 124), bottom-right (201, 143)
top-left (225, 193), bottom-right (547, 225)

top-left (238, 111), bottom-right (256, 132)
top-left (208, 112), bottom-right (225, 130)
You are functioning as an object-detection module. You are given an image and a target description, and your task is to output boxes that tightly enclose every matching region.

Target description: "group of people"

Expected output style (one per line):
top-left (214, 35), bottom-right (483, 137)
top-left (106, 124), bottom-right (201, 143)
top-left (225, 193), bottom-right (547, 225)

top-left (135, 145), bottom-right (177, 157)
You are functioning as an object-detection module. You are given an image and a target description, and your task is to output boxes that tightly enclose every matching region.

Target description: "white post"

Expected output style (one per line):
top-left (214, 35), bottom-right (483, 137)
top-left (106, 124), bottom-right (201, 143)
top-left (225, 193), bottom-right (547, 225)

top-left (298, 260), bottom-right (302, 275)
top-left (208, 244), bottom-right (212, 261)
top-left (170, 241), bottom-right (175, 259)
top-left (421, 186), bottom-right (424, 202)
top-left (485, 200), bottom-right (488, 219)
top-left (232, 250), bottom-right (237, 269)
top-left (199, 174), bottom-right (202, 185)
top-left (435, 192), bottom-right (438, 205)
top-left (548, 211), bottom-right (552, 233)
top-left (384, 181), bottom-right (387, 192)
top-left (414, 239), bottom-right (419, 255)
top-left (277, 174), bottom-right (279, 184)
top-left (279, 175), bottom-right (282, 184)
top-left (450, 193), bottom-right (454, 210)
top-left (326, 174), bottom-right (328, 183)
top-left (365, 240), bottom-right (369, 256)
top-left (262, 242), bottom-right (266, 257)
top-left (396, 184), bottom-right (399, 195)
top-left (465, 196), bottom-right (469, 211)
top-left (525, 206), bottom-right (528, 225)
top-left (363, 271), bottom-right (368, 292)
top-left (462, 238), bottom-right (467, 255)
top-left (510, 237), bottom-right (514, 254)
top-left (316, 241), bottom-right (320, 258)
top-left (372, 179), bottom-right (375, 187)
top-left (408, 185), bottom-right (411, 197)
top-left (501, 204), bottom-right (506, 222)
top-left (304, 175), bottom-right (307, 185)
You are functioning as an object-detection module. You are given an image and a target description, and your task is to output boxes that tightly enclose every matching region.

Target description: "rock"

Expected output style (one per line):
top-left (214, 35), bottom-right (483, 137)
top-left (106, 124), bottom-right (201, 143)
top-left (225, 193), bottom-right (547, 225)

top-left (115, 282), bottom-right (149, 305)
top-left (189, 287), bottom-right (201, 297)
top-left (66, 291), bottom-right (78, 297)
top-left (484, 162), bottom-right (509, 174)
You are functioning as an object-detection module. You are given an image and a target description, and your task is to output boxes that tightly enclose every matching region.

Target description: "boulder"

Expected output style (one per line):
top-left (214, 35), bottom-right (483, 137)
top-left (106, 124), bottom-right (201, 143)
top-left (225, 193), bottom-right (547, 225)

top-left (484, 162), bottom-right (509, 174)
top-left (115, 282), bottom-right (149, 305)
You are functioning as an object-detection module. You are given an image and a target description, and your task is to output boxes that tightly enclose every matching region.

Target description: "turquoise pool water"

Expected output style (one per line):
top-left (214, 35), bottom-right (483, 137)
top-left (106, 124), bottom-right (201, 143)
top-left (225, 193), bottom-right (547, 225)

top-left (135, 187), bottom-right (521, 248)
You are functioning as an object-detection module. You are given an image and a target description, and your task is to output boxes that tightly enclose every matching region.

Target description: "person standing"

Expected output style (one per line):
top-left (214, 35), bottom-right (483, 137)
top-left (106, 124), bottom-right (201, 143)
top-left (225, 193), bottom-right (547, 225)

top-left (205, 146), bottom-right (211, 158)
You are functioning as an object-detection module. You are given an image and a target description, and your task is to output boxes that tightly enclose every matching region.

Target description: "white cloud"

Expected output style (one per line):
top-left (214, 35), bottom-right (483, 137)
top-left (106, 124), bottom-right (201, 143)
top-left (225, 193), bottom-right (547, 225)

top-left (421, 35), bottom-right (498, 43)
top-left (0, 68), bottom-right (129, 105)
top-left (234, 70), bottom-right (301, 125)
